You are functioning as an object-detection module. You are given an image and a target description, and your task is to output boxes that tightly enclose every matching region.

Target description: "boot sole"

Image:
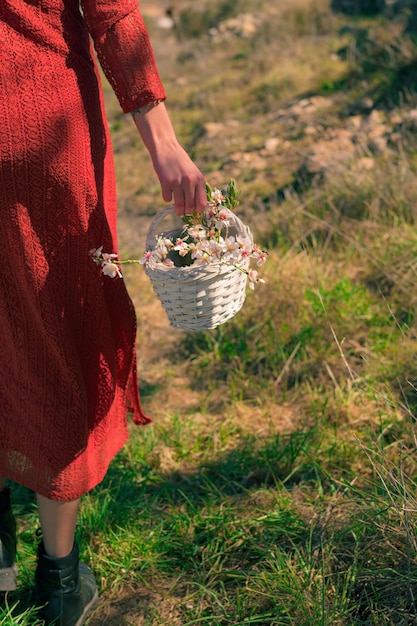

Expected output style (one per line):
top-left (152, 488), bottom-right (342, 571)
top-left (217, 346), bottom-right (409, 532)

top-left (0, 563), bottom-right (18, 591)
top-left (75, 586), bottom-right (99, 626)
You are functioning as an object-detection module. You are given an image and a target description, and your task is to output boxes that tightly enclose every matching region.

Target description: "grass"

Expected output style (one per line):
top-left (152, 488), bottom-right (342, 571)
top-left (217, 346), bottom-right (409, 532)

top-left (4, 0), bottom-right (417, 623)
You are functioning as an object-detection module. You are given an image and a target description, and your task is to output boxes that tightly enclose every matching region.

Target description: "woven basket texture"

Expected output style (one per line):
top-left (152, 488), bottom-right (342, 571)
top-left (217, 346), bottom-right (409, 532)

top-left (144, 206), bottom-right (252, 331)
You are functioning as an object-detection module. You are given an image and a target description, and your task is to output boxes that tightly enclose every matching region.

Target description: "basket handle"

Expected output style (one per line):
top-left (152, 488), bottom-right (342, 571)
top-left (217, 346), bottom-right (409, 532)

top-left (145, 205), bottom-right (177, 250)
top-left (145, 205), bottom-right (254, 250)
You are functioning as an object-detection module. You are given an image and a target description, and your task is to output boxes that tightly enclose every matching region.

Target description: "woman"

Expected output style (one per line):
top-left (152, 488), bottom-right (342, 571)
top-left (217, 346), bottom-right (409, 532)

top-left (0, 0), bottom-right (206, 624)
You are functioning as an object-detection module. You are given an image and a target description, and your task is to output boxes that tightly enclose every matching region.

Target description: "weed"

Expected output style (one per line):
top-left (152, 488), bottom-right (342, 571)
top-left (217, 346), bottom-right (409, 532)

top-left (6, 0), bottom-right (417, 624)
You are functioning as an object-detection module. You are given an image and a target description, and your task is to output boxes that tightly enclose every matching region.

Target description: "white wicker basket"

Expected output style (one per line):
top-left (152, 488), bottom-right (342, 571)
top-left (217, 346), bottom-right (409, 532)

top-left (144, 206), bottom-right (253, 331)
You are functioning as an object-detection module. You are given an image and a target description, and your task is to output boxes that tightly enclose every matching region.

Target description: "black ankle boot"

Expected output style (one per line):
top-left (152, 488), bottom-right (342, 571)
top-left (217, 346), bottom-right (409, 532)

top-left (35, 541), bottom-right (98, 626)
top-left (0, 487), bottom-right (17, 591)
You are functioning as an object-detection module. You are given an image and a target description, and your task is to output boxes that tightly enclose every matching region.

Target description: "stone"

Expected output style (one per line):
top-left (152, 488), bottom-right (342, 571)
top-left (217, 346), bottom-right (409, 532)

top-left (210, 12), bottom-right (261, 41)
top-left (403, 109), bottom-right (417, 129)
top-left (368, 136), bottom-right (388, 154)
top-left (356, 156), bottom-right (376, 170)
top-left (157, 15), bottom-right (175, 29)
top-left (302, 135), bottom-right (356, 179)
top-left (229, 151), bottom-right (266, 170)
top-left (346, 115), bottom-right (364, 130)
top-left (351, 97), bottom-right (375, 113)
top-left (264, 137), bottom-right (281, 152)
top-left (203, 122), bottom-right (225, 138)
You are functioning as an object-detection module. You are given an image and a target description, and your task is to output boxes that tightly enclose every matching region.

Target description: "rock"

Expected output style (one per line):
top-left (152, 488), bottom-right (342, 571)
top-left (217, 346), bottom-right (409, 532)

top-left (210, 12), bottom-right (261, 41)
top-left (330, 128), bottom-right (355, 140)
top-left (264, 137), bottom-right (281, 152)
top-left (368, 124), bottom-right (387, 139)
top-left (390, 112), bottom-right (404, 125)
top-left (363, 109), bottom-right (385, 127)
top-left (346, 115), bottom-right (364, 130)
top-left (350, 97), bottom-right (375, 113)
top-left (368, 135), bottom-right (388, 154)
top-left (157, 15), bottom-right (175, 29)
top-left (304, 126), bottom-right (318, 136)
top-left (203, 122), bottom-right (225, 138)
top-left (288, 104), bottom-right (305, 119)
top-left (390, 131), bottom-right (402, 143)
top-left (308, 96), bottom-right (334, 110)
top-left (402, 109), bottom-right (417, 129)
top-left (228, 151), bottom-right (266, 170)
top-left (302, 134), bottom-right (356, 179)
top-left (351, 111), bottom-right (391, 153)
top-left (203, 120), bottom-right (239, 138)
top-left (356, 156), bottom-right (376, 170)
top-left (351, 156), bottom-right (376, 183)
top-left (286, 97), bottom-right (333, 120)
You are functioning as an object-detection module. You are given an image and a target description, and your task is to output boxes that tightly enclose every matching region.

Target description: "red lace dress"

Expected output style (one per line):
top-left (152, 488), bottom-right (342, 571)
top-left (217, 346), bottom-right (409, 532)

top-left (0, 0), bottom-right (166, 500)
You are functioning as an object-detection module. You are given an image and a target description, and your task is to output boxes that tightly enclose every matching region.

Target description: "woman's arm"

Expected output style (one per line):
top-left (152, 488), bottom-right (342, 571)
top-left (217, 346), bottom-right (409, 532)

top-left (81, 0), bottom-right (206, 213)
top-left (132, 102), bottom-right (206, 214)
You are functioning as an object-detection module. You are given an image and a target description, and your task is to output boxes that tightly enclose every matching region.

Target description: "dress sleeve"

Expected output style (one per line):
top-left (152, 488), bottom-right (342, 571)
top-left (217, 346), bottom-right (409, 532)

top-left (81, 0), bottom-right (166, 113)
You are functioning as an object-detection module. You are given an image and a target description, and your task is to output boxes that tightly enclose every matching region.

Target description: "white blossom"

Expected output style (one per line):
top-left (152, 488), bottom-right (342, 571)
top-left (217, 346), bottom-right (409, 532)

top-left (89, 181), bottom-right (268, 290)
top-left (102, 262), bottom-right (122, 278)
top-left (211, 189), bottom-right (225, 203)
top-left (187, 225), bottom-right (207, 240)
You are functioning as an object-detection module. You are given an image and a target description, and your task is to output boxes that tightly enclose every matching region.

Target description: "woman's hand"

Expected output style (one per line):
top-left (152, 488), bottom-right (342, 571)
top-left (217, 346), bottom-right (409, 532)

top-left (132, 102), bottom-right (207, 215)
top-left (151, 141), bottom-right (206, 215)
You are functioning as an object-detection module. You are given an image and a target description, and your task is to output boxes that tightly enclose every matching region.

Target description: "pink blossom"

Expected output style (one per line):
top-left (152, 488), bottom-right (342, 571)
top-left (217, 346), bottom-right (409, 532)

top-left (90, 181), bottom-right (268, 291)
top-left (89, 245), bottom-right (103, 258)
top-left (174, 239), bottom-right (191, 256)
top-left (237, 236), bottom-right (252, 252)
top-left (256, 253), bottom-right (267, 267)
top-left (214, 208), bottom-right (231, 230)
top-left (139, 250), bottom-right (153, 265)
top-left (211, 189), bottom-right (225, 203)
top-left (147, 255), bottom-right (160, 270)
top-left (102, 252), bottom-right (118, 262)
top-left (248, 269), bottom-right (265, 287)
top-left (206, 206), bottom-right (216, 219)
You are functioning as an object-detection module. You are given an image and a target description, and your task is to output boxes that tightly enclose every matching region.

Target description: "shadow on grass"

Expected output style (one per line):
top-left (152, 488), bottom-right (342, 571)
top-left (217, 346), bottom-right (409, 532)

top-left (90, 429), bottom-right (417, 623)
top-left (5, 427), bottom-right (417, 624)
top-left (100, 428), bottom-right (320, 515)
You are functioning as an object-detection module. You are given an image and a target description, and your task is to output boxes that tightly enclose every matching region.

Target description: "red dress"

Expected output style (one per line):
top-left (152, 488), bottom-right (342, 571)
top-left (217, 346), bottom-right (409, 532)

top-left (0, 0), bottom-right (166, 500)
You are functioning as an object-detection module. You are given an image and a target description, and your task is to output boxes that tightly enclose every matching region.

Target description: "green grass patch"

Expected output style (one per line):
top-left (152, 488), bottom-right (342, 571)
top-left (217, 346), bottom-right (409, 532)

top-left (5, 0), bottom-right (417, 623)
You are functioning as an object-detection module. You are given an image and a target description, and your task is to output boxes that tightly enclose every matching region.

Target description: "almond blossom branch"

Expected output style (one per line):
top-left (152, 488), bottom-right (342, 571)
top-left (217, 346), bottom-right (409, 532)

top-left (90, 181), bottom-right (268, 289)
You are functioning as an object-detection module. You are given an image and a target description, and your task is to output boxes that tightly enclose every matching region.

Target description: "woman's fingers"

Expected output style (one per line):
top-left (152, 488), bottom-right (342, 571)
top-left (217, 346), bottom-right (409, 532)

top-left (167, 175), bottom-right (206, 215)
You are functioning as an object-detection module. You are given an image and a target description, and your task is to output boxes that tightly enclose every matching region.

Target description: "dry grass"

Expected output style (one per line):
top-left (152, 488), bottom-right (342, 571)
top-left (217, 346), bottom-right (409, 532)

top-left (4, 0), bottom-right (417, 624)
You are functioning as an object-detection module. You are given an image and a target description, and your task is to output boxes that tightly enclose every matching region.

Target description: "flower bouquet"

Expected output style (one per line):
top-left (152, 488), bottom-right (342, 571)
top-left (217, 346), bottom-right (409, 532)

top-left (91, 180), bottom-right (267, 331)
